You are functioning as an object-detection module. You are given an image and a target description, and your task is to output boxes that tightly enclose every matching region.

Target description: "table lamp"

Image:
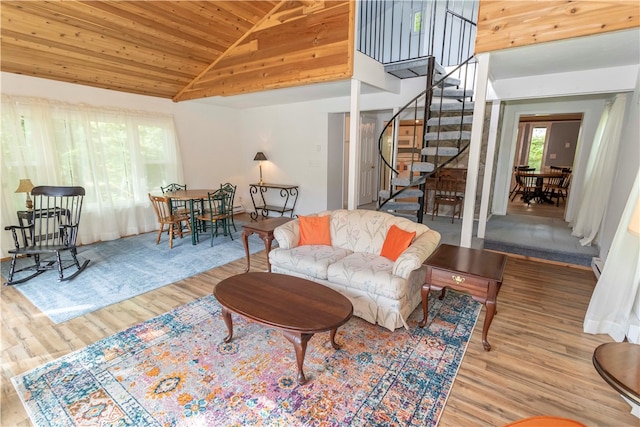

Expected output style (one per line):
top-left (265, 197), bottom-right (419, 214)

top-left (254, 152), bottom-right (267, 185)
top-left (15, 178), bottom-right (35, 210)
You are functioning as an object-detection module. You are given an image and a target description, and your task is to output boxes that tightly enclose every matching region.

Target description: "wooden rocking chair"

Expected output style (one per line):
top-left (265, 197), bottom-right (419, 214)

top-left (4, 186), bottom-right (90, 285)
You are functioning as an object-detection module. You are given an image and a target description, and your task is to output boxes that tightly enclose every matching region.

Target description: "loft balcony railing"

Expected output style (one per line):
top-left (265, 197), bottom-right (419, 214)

top-left (357, 0), bottom-right (478, 68)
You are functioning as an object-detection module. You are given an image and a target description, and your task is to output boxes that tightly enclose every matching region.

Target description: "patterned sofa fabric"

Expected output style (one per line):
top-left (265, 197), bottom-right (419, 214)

top-left (269, 209), bottom-right (441, 330)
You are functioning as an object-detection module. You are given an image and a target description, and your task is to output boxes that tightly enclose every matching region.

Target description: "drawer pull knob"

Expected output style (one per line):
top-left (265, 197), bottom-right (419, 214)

top-left (452, 275), bottom-right (465, 284)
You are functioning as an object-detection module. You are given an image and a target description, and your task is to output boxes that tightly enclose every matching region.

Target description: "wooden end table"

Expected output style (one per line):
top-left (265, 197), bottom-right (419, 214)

top-left (214, 272), bottom-right (353, 384)
top-left (593, 342), bottom-right (640, 409)
top-left (419, 244), bottom-right (507, 351)
top-left (241, 217), bottom-right (293, 272)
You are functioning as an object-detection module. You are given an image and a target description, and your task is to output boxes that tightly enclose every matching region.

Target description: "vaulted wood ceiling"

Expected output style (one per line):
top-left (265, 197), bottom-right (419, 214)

top-left (1, 1), bottom-right (354, 102)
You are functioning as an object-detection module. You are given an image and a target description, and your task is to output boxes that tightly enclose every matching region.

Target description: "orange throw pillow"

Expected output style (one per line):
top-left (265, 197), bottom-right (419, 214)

top-left (380, 224), bottom-right (416, 261)
top-left (298, 215), bottom-right (331, 246)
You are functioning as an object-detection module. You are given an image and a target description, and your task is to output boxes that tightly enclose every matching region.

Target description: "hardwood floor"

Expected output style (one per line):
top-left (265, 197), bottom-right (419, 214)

top-left (1, 219), bottom-right (636, 426)
top-left (507, 191), bottom-right (567, 219)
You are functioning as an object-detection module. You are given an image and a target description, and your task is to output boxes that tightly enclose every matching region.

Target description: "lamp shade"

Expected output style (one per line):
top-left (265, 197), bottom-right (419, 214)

top-left (253, 152), bottom-right (267, 161)
top-left (15, 178), bottom-right (35, 193)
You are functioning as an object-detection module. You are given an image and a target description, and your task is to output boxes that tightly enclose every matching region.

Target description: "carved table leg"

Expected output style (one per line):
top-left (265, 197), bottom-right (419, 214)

top-left (242, 229), bottom-right (253, 273)
top-left (482, 300), bottom-right (497, 351)
top-left (221, 307), bottom-right (234, 343)
top-left (262, 233), bottom-right (275, 272)
top-left (482, 282), bottom-right (499, 351)
top-left (282, 331), bottom-right (313, 385)
top-left (418, 284), bottom-right (431, 328)
top-left (329, 328), bottom-right (342, 350)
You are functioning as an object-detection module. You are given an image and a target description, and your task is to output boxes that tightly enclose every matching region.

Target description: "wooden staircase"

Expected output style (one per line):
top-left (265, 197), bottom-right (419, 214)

top-left (377, 56), bottom-right (476, 222)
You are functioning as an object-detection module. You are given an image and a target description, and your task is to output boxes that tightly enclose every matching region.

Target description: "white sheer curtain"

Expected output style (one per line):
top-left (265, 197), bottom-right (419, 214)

top-left (571, 93), bottom-right (628, 246)
top-left (1, 95), bottom-right (184, 258)
top-left (583, 170), bottom-right (640, 342)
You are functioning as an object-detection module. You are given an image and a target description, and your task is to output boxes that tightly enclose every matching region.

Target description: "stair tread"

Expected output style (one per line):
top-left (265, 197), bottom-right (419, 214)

top-left (383, 202), bottom-right (421, 210)
top-left (427, 115), bottom-right (473, 126)
top-left (411, 162), bottom-right (435, 172)
top-left (384, 58), bottom-right (445, 79)
top-left (391, 176), bottom-right (427, 187)
top-left (435, 74), bottom-right (461, 87)
top-left (431, 102), bottom-right (475, 112)
top-left (424, 130), bottom-right (471, 140)
top-left (421, 146), bottom-right (460, 156)
top-left (433, 88), bottom-right (474, 98)
top-left (378, 188), bottom-right (424, 199)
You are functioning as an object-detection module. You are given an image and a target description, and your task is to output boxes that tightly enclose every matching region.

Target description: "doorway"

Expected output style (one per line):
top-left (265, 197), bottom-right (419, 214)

top-left (342, 114), bottom-right (379, 208)
top-left (508, 113), bottom-right (582, 219)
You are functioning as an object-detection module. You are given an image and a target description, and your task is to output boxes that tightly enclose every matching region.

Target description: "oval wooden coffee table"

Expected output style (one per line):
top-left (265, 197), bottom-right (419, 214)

top-left (213, 272), bottom-right (353, 385)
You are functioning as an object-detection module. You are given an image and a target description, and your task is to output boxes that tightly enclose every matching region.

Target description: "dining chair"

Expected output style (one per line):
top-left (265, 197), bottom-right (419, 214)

top-left (432, 171), bottom-right (464, 223)
top-left (160, 183), bottom-right (190, 214)
top-left (219, 182), bottom-right (237, 232)
top-left (509, 166), bottom-right (535, 201)
top-left (161, 182), bottom-right (204, 232)
top-left (149, 193), bottom-right (192, 249)
top-left (545, 173), bottom-right (571, 206)
top-left (197, 188), bottom-right (234, 245)
top-left (518, 172), bottom-right (539, 205)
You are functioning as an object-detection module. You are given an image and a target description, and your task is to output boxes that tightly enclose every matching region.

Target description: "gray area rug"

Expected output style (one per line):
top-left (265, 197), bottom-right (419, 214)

top-left (423, 214), bottom-right (599, 266)
top-left (483, 214), bottom-right (599, 266)
top-left (1, 224), bottom-right (265, 323)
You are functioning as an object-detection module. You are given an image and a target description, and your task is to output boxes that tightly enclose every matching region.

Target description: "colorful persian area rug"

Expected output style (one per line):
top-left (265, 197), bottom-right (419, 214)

top-left (0, 223), bottom-right (264, 323)
top-left (12, 291), bottom-right (481, 427)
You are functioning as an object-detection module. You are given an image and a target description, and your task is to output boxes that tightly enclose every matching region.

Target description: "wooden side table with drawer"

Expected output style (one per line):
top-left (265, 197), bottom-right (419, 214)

top-left (419, 244), bottom-right (508, 351)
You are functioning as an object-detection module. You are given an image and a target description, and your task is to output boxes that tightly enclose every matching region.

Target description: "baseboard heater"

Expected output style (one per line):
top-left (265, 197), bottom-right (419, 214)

top-left (591, 256), bottom-right (604, 279)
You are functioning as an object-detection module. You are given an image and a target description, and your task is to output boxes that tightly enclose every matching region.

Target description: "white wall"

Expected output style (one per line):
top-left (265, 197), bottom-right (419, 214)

top-left (490, 64), bottom-right (639, 101)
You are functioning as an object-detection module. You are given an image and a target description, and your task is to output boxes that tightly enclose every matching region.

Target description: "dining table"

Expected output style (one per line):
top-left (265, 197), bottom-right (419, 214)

top-left (163, 189), bottom-right (216, 245)
top-left (519, 171), bottom-right (566, 204)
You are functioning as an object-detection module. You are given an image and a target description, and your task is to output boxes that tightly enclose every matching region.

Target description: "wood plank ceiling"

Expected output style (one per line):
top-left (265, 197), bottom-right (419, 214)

top-left (1, 1), bottom-right (353, 102)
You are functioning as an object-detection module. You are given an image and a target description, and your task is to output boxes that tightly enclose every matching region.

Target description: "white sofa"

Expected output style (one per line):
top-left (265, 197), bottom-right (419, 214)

top-left (268, 209), bottom-right (441, 331)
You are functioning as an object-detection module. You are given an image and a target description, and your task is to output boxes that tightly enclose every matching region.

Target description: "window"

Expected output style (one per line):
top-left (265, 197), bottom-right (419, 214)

top-left (1, 95), bottom-right (183, 252)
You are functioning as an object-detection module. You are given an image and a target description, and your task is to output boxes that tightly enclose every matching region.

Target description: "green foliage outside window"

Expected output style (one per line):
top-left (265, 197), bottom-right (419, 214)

top-left (528, 127), bottom-right (547, 170)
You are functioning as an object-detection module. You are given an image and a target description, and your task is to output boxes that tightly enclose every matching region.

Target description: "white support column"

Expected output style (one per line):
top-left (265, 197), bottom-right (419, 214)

top-left (348, 79), bottom-right (361, 210)
top-left (460, 53), bottom-right (490, 248)
top-left (478, 100), bottom-right (502, 238)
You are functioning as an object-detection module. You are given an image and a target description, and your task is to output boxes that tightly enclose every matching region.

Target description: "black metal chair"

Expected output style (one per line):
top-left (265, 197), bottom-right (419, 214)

top-left (4, 186), bottom-right (90, 285)
top-left (160, 183), bottom-right (189, 215)
top-left (219, 182), bottom-right (237, 232)
top-left (197, 188), bottom-right (234, 245)
top-left (161, 182), bottom-right (204, 232)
